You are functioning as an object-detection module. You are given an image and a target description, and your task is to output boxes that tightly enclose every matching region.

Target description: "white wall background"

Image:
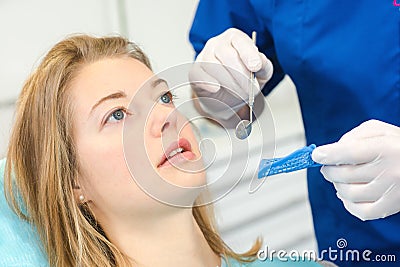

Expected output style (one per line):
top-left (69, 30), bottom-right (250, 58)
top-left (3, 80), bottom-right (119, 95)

top-left (0, 0), bottom-right (317, 258)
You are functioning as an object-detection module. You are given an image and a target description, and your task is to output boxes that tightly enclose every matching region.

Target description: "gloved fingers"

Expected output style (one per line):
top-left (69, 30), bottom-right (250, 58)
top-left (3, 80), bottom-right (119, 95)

top-left (340, 120), bottom-right (400, 142)
top-left (320, 162), bottom-right (382, 184)
top-left (229, 28), bottom-right (263, 72)
top-left (338, 184), bottom-right (400, 220)
top-left (214, 41), bottom-right (258, 97)
top-left (192, 28), bottom-right (270, 102)
top-left (333, 175), bottom-right (390, 202)
top-left (195, 59), bottom-right (249, 101)
top-left (189, 62), bottom-right (220, 93)
top-left (214, 40), bottom-right (250, 77)
top-left (198, 41), bottom-right (250, 100)
top-left (311, 138), bottom-right (381, 165)
top-left (339, 199), bottom-right (378, 221)
top-left (254, 53), bottom-right (274, 89)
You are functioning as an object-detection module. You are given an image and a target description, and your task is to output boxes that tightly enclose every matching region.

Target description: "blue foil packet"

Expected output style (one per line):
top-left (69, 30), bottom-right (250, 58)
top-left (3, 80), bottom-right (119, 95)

top-left (258, 144), bottom-right (322, 178)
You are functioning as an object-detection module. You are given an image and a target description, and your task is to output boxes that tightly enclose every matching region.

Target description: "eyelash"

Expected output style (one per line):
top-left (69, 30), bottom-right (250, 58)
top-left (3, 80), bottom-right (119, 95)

top-left (103, 91), bottom-right (178, 126)
top-left (104, 107), bottom-right (131, 125)
top-left (159, 91), bottom-right (178, 105)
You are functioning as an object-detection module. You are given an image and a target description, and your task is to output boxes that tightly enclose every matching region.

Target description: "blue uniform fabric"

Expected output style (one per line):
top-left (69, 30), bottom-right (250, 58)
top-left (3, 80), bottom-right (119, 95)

top-left (190, 1), bottom-right (400, 266)
top-left (0, 158), bottom-right (48, 266)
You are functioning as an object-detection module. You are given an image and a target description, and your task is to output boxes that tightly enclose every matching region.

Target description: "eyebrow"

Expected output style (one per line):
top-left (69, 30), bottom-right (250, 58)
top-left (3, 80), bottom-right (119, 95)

top-left (152, 78), bottom-right (168, 88)
top-left (89, 79), bottom-right (168, 116)
top-left (90, 91), bottom-right (127, 116)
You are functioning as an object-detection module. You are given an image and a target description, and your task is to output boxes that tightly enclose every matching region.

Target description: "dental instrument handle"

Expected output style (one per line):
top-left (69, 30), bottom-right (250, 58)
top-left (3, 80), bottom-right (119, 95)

top-left (249, 31), bottom-right (256, 124)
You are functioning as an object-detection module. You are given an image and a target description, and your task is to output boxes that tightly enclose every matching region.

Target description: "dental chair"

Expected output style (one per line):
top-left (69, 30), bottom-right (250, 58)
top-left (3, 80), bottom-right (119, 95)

top-left (0, 158), bottom-right (48, 266)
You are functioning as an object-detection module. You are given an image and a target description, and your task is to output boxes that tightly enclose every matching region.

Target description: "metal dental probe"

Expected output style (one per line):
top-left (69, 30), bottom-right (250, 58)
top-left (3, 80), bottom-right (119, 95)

top-left (235, 31), bottom-right (257, 140)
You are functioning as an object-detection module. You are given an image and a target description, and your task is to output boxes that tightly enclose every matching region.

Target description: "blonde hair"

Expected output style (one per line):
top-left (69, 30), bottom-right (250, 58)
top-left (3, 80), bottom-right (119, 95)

top-left (5, 34), bottom-right (261, 266)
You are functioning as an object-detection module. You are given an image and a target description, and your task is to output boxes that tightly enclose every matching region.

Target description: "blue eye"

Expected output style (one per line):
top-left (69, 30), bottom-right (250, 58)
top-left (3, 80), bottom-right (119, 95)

top-left (106, 108), bottom-right (126, 123)
top-left (160, 92), bottom-right (174, 104)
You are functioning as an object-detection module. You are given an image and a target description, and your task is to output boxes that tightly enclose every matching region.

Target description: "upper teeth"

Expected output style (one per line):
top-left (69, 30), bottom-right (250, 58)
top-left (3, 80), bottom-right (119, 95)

top-left (168, 147), bottom-right (184, 159)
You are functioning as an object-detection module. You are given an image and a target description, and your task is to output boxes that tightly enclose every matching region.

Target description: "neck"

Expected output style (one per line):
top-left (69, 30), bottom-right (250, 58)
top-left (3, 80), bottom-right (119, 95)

top-left (103, 207), bottom-right (221, 267)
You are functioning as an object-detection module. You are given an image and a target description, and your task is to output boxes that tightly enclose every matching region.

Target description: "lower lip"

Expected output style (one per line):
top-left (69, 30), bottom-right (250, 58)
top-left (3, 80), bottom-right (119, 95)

top-left (158, 151), bottom-right (196, 168)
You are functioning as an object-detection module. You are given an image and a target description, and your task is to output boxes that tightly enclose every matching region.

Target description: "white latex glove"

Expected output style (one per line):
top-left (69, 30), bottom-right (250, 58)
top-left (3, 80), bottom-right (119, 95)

top-left (312, 120), bottom-right (400, 221)
top-left (190, 28), bottom-right (273, 120)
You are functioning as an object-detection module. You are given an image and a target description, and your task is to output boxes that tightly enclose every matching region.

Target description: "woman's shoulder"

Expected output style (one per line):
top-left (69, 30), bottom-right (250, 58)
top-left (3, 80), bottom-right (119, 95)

top-left (0, 158), bottom-right (49, 266)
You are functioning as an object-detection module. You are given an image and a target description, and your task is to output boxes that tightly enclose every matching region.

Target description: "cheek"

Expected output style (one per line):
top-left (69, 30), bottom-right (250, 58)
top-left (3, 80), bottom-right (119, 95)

top-left (76, 134), bottom-right (133, 197)
top-left (75, 130), bottom-right (161, 217)
top-left (80, 137), bottom-right (124, 171)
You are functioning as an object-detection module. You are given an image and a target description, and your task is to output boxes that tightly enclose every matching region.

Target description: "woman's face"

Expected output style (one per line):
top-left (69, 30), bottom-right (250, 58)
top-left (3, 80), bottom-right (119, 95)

top-left (70, 56), bottom-right (205, 220)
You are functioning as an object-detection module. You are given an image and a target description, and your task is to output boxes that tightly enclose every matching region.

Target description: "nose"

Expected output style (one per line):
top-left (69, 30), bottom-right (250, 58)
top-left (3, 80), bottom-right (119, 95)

top-left (148, 104), bottom-right (178, 138)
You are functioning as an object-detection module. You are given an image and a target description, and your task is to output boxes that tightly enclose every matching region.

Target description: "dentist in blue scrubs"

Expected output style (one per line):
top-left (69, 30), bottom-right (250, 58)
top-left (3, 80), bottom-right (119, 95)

top-left (189, 1), bottom-right (400, 266)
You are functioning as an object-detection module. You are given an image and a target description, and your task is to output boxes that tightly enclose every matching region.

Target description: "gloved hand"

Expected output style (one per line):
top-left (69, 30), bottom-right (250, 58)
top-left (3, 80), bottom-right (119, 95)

top-left (190, 28), bottom-right (273, 120)
top-left (312, 120), bottom-right (400, 221)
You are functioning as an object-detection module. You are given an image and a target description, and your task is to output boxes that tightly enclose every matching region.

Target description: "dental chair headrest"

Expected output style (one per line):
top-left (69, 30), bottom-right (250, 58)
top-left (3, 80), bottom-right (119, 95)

top-left (0, 158), bottom-right (48, 266)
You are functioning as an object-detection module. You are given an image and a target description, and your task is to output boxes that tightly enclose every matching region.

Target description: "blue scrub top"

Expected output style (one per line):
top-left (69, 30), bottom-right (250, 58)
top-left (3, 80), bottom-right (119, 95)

top-left (190, 1), bottom-right (400, 266)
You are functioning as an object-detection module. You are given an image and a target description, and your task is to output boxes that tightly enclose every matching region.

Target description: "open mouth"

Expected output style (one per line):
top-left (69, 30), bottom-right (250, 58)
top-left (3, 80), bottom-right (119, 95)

top-left (157, 138), bottom-right (196, 168)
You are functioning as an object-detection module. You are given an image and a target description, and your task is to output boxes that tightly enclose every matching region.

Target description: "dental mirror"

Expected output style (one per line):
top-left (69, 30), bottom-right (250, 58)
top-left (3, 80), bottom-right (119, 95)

top-left (235, 119), bottom-right (252, 139)
top-left (235, 31), bottom-right (256, 140)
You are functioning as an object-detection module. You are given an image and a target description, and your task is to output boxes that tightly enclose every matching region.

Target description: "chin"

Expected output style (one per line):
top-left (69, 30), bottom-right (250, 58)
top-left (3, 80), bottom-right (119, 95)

top-left (158, 167), bottom-right (207, 188)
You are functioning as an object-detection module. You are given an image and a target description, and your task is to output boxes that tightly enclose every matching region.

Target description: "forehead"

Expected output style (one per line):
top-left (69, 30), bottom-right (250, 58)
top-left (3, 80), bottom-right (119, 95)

top-left (70, 57), bottom-right (154, 105)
